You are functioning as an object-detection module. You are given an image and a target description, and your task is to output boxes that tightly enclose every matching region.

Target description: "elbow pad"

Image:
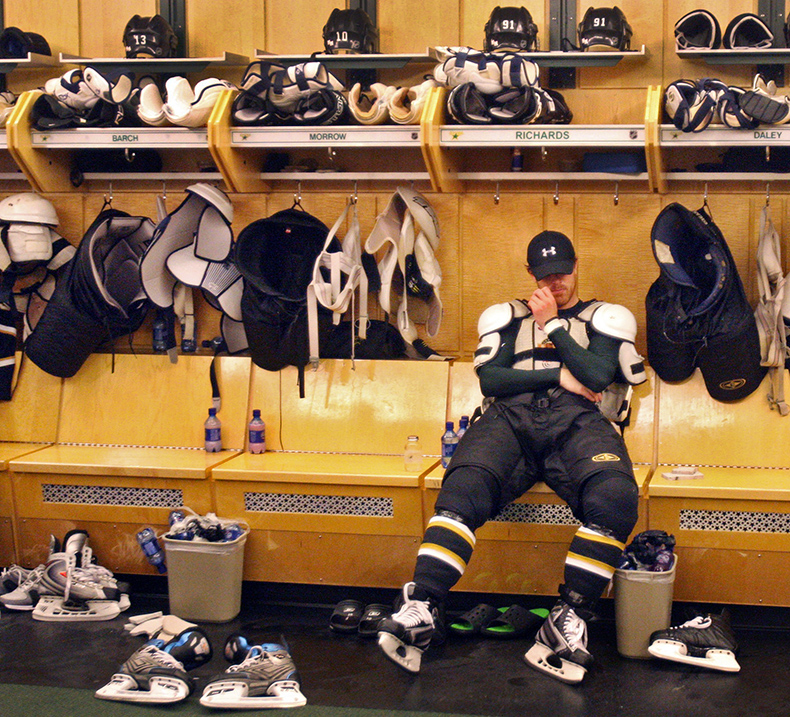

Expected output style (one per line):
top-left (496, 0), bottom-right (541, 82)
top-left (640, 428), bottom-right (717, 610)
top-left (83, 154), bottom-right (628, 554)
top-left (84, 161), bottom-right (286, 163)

top-left (591, 303), bottom-right (646, 385)
top-left (473, 301), bottom-right (526, 372)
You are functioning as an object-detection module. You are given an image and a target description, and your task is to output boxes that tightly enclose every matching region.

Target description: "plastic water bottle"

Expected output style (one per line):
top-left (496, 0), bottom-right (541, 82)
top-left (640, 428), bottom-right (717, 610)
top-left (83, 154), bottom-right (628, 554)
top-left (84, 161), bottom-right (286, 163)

top-left (136, 527), bottom-right (166, 573)
top-left (457, 415), bottom-right (469, 439)
top-left (511, 147), bottom-right (523, 171)
top-left (404, 435), bottom-right (423, 472)
top-left (248, 409), bottom-right (266, 454)
top-left (441, 421), bottom-right (458, 469)
top-left (223, 523), bottom-right (244, 542)
top-left (204, 408), bottom-right (222, 452)
top-left (652, 550), bottom-right (675, 572)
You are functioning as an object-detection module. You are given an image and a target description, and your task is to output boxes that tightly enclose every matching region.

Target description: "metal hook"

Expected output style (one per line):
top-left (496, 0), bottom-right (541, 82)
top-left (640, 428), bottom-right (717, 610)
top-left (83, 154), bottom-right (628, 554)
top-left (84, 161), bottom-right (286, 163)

top-left (351, 180), bottom-right (358, 205)
top-left (494, 182), bottom-right (500, 205)
top-left (614, 182), bottom-right (619, 206)
top-left (541, 147), bottom-right (547, 162)
top-left (294, 181), bottom-right (302, 207)
top-left (766, 145), bottom-right (771, 163)
top-left (553, 182), bottom-right (559, 205)
top-left (766, 182), bottom-right (771, 207)
top-left (328, 147), bottom-right (336, 162)
top-left (161, 181), bottom-right (167, 201)
top-left (124, 147), bottom-right (136, 163)
top-left (104, 182), bottom-right (113, 206)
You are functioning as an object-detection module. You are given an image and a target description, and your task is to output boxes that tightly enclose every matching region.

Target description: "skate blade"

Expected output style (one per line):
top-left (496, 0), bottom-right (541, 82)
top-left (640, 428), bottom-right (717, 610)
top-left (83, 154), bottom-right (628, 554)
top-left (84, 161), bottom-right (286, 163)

top-left (200, 679), bottom-right (307, 709)
top-left (32, 595), bottom-right (121, 622)
top-left (378, 632), bottom-right (423, 673)
top-left (648, 640), bottom-right (740, 673)
top-left (95, 673), bottom-right (190, 704)
top-left (524, 642), bottom-right (587, 685)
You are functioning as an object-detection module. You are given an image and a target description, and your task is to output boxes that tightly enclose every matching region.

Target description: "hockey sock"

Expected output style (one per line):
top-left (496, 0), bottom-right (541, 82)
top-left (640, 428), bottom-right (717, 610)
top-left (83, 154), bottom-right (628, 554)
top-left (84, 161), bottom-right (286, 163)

top-left (413, 512), bottom-right (476, 602)
top-left (563, 524), bottom-right (625, 602)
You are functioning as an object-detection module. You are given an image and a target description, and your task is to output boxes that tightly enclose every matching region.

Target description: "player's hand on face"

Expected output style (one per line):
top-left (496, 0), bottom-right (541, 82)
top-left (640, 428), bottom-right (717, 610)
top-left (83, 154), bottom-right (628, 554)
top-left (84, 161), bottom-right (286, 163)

top-left (528, 286), bottom-right (558, 328)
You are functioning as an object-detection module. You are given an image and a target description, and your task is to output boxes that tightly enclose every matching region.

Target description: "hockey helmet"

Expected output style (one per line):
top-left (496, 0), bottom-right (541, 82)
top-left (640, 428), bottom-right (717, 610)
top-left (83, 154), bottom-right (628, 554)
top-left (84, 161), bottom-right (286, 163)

top-left (674, 10), bottom-right (721, 50)
top-left (0, 193), bottom-right (58, 227)
top-left (123, 14), bottom-right (179, 58)
top-left (0, 26), bottom-right (51, 58)
top-left (723, 13), bottom-right (773, 50)
top-left (322, 8), bottom-right (378, 54)
top-left (578, 6), bottom-right (633, 51)
top-left (484, 6), bottom-right (539, 53)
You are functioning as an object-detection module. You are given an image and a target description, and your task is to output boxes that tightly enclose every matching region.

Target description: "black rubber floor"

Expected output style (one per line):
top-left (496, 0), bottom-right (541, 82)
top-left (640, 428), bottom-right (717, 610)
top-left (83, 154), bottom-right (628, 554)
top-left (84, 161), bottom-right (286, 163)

top-left (1, 579), bottom-right (789, 717)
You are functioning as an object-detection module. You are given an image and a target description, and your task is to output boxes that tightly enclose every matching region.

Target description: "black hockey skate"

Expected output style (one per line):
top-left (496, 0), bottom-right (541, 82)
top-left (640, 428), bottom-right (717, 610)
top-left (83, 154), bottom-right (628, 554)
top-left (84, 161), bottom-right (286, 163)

top-left (524, 601), bottom-right (593, 685)
top-left (377, 581), bottom-right (436, 673)
top-left (648, 610), bottom-right (740, 672)
top-left (96, 627), bottom-right (212, 704)
top-left (200, 642), bottom-right (306, 709)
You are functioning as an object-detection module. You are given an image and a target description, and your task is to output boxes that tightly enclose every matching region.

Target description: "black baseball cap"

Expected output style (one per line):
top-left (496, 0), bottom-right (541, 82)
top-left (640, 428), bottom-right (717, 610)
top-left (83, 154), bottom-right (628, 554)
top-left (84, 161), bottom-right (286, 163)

top-left (527, 231), bottom-right (576, 280)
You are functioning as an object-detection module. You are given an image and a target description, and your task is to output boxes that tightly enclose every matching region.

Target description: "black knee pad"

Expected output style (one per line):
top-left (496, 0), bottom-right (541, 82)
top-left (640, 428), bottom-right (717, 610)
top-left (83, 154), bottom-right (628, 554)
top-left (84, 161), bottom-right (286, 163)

top-left (580, 470), bottom-right (639, 542)
top-left (435, 465), bottom-right (501, 531)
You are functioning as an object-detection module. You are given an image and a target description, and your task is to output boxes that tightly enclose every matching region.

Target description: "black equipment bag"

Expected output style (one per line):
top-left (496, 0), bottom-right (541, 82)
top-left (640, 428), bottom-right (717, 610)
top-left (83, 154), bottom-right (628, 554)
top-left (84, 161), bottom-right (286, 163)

top-left (646, 202), bottom-right (766, 401)
top-left (235, 207), bottom-right (340, 394)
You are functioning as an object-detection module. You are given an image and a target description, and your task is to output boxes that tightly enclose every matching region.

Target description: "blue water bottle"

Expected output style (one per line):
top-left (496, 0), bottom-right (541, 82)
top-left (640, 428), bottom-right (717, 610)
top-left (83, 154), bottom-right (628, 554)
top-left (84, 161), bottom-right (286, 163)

top-left (441, 421), bottom-right (459, 469)
top-left (136, 527), bottom-right (167, 573)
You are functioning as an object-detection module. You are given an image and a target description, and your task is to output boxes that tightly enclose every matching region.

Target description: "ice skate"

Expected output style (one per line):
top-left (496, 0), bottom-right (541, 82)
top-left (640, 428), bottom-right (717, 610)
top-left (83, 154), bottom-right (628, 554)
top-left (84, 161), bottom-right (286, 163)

top-left (377, 582), bottom-right (435, 673)
top-left (200, 642), bottom-right (306, 709)
top-left (648, 611), bottom-right (740, 672)
top-left (0, 565), bottom-right (31, 596)
top-left (34, 530), bottom-right (129, 621)
top-left (0, 564), bottom-right (55, 611)
top-left (95, 643), bottom-right (194, 704)
top-left (524, 601), bottom-right (593, 685)
top-left (96, 627), bottom-right (211, 704)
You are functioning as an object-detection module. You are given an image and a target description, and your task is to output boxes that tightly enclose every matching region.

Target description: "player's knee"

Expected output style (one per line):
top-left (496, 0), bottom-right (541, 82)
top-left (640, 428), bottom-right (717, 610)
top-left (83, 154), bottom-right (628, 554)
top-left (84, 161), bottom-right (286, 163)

top-left (435, 466), bottom-right (501, 530)
top-left (581, 470), bottom-right (639, 542)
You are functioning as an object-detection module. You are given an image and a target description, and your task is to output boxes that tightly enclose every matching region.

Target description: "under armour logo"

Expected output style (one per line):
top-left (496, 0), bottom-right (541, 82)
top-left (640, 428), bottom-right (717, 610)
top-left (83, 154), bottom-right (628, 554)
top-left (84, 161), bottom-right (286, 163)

top-left (542, 247), bottom-right (557, 257)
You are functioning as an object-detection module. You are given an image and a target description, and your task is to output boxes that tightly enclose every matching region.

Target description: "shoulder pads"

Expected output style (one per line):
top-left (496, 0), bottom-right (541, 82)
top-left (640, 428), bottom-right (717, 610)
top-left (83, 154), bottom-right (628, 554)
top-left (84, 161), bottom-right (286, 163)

top-left (477, 300), bottom-right (527, 337)
top-left (590, 303), bottom-right (637, 343)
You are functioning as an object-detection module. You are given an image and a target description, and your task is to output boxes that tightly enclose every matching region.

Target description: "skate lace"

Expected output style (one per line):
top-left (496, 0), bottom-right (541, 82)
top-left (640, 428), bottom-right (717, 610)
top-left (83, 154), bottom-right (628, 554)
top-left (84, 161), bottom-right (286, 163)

top-left (677, 616), bottom-right (711, 629)
top-left (17, 564), bottom-right (46, 590)
top-left (74, 564), bottom-right (115, 585)
top-left (138, 644), bottom-right (184, 669)
top-left (562, 608), bottom-right (588, 650)
top-left (0, 564), bottom-right (28, 583)
top-left (392, 596), bottom-right (433, 629)
top-left (227, 645), bottom-right (287, 673)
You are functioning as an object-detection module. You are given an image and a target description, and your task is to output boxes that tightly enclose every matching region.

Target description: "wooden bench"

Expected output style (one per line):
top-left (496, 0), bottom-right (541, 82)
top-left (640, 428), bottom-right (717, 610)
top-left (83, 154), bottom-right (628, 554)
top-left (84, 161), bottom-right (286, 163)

top-left (0, 354), bottom-right (63, 564)
top-left (647, 370), bottom-right (790, 607)
top-left (8, 353), bottom-right (251, 571)
top-left (423, 362), bottom-right (656, 596)
top-left (212, 359), bottom-right (449, 588)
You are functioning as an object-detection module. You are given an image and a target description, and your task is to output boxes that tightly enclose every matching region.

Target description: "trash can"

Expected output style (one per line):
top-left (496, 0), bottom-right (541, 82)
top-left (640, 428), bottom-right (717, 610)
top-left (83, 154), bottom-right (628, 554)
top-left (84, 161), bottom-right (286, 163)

top-left (613, 556), bottom-right (678, 659)
top-left (163, 526), bottom-right (249, 623)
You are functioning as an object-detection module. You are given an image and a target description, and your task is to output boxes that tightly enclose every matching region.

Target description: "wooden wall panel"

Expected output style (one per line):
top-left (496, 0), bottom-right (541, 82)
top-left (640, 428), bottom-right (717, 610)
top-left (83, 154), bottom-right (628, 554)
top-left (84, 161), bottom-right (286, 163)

top-left (264, 0), bottom-right (339, 54)
top-left (379, 0), bottom-right (460, 52)
top-left (186, 0), bottom-right (264, 58)
top-left (78, 0), bottom-right (157, 58)
top-left (4, 0), bottom-right (82, 57)
top-left (576, 193), bottom-right (662, 356)
top-left (460, 193), bottom-right (544, 355)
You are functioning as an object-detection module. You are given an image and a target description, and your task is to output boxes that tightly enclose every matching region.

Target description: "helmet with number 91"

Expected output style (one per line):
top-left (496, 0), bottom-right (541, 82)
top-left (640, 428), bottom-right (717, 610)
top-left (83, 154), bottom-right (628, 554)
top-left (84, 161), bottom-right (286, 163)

top-left (485, 6), bottom-right (539, 52)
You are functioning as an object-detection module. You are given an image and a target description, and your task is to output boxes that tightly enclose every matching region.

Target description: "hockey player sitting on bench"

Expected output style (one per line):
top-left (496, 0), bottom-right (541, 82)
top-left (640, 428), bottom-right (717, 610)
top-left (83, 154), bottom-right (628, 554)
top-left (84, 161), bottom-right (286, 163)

top-left (377, 230), bottom-right (645, 684)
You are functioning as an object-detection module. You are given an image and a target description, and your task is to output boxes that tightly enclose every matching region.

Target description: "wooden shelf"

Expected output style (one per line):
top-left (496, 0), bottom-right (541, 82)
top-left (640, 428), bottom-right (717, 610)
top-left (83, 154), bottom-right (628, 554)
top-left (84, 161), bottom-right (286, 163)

top-left (254, 50), bottom-right (434, 70)
top-left (59, 52), bottom-right (249, 74)
top-left (0, 52), bottom-right (58, 74)
top-left (677, 48), bottom-right (790, 65)
top-left (431, 45), bottom-right (647, 69)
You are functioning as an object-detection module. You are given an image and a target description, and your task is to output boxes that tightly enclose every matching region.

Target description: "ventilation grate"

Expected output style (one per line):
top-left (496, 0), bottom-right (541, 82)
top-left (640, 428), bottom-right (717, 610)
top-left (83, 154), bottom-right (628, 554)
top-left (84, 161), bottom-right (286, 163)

top-left (244, 492), bottom-right (394, 518)
top-left (41, 483), bottom-right (183, 508)
top-left (492, 502), bottom-right (580, 526)
top-left (680, 508), bottom-right (790, 533)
